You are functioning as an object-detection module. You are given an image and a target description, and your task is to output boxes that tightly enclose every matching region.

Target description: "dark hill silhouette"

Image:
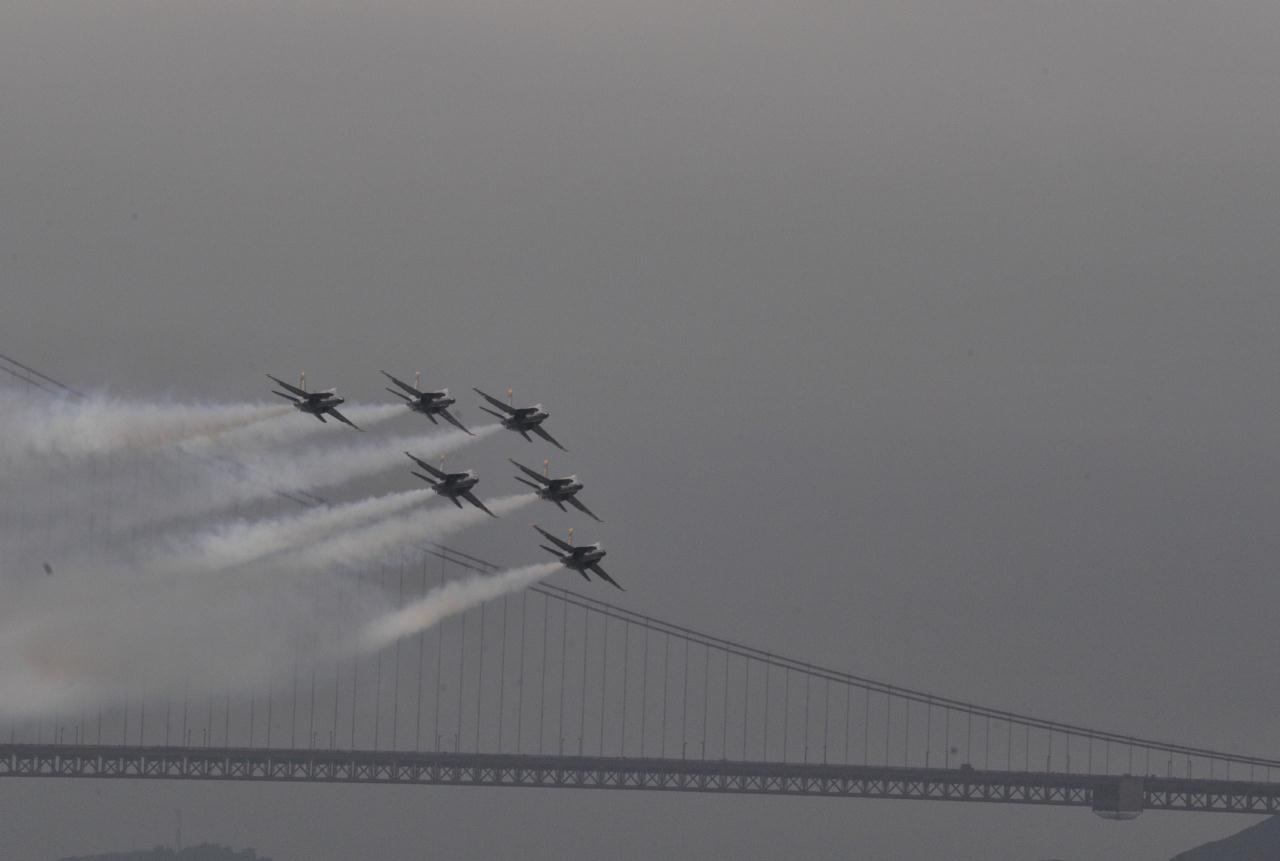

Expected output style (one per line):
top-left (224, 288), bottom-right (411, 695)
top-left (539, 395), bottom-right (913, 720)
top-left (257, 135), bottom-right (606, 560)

top-left (1172, 816), bottom-right (1280, 861)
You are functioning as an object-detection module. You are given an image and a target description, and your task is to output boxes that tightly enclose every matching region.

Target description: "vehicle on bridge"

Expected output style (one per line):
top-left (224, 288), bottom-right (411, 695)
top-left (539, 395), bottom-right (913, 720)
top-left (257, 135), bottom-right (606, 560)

top-left (406, 452), bottom-right (496, 517)
top-left (267, 372), bottom-right (360, 430)
top-left (535, 525), bottom-right (621, 590)
top-left (474, 387), bottom-right (566, 451)
top-left (381, 370), bottom-right (471, 434)
top-left (511, 458), bottom-right (602, 522)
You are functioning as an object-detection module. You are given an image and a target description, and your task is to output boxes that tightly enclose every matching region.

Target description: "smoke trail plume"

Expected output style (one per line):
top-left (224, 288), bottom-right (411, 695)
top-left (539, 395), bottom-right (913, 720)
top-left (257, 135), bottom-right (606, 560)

top-left (148, 488), bottom-right (435, 574)
top-left (357, 562), bottom-right (564, 654)
top-left (201, 402), bottom-right (407, 449)
top-left (198, 424), bottom-right (499, 496)
top-left (0, 391), bottom-right (292, 463)
top-left (0, 388), bottom-right (515, 720)
top-left (291, 493), bottom-right (536, 570)
top-left (0, 499), bottom-right (537, 717)
top-left (91, 424), bottom-right (501, 530)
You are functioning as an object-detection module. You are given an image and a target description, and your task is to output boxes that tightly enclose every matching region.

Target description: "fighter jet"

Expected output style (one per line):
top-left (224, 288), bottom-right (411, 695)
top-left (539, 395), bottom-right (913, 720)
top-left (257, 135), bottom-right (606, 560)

top-left (473, 388), bottom-right (567, 451)
top-left (267, 372), bottom-right (361, 430)
top-left (534, 525), bottom-right (621, 590)
top-left (405, 452), bottom-right (496, 517)
top-left (511, 459), bottom-right (602, 522)
top-left (381, 370), bottom-right (472, 434)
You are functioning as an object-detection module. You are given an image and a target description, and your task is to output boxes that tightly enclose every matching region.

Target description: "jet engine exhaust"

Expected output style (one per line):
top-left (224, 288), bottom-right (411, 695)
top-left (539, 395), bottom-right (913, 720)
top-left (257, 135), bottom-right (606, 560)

top-left (356, 561), bottom-right (565, 654)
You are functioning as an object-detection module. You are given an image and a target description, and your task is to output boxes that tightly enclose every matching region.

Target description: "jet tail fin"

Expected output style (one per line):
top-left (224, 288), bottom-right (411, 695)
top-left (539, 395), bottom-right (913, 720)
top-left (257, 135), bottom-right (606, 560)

top-left (405, 453), bottom-right (447, 478)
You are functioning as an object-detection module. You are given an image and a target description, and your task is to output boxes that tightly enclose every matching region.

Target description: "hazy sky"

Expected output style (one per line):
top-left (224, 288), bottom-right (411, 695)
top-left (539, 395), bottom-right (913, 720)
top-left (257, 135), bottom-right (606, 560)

top-left (4, 2), bottom-right (1280, 858)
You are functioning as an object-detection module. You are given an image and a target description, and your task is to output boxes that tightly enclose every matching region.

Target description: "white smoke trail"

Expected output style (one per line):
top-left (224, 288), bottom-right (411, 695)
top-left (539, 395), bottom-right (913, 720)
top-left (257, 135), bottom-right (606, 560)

top-left (0, 391), bottom-right (292, 463)
top-left (0, 496), bottom-right (536, 717)
top-left (197, 423), bottom-right (500, 496)
top-left (96, 424), bottom-right (502, 529)
top-left (200, 402), bottom-right (407, 449)
top-left (357, 562), bottom-right (564, 654)
top-left (291, 492), bottom-right (537, 570)
top-left (0, 392), bottom-right (514, 719)
top-left (147, 488), bottom-right (435, 574)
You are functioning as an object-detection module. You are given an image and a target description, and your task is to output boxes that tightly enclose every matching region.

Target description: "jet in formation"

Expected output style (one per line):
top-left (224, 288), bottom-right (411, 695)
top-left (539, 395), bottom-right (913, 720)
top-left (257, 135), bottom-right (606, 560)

top-left (474, 388), bottom-right (567, 451)
top-left (381, 370), bottom-right (471, 434)
top-left (511, 459), bottom-right (602, 522)
top-left (267, 373), bottom-right (361, 429)
top-left (405, 452), bottom-right (495, 517)
top-left (534, 525), bottom-right (620, 590)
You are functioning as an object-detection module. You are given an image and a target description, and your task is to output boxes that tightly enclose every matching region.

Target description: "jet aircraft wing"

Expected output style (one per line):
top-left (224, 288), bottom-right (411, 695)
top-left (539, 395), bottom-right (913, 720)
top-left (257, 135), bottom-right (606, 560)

top-left (439, 408), bottom-right (473, 435)
top-left (405, 452), bottom-right (448, 479)
top-left (462, 492), bottom-right (497, 518)
top-left (533, 525), bottom-right (574, 552)
top-left (509, 459), bottom-right (552, 485)
top-left (531, 424), bottom-right (568, 452)
top-left (567, 496), bottom-right (603, 523)
top-left (590, 564), bottom-right (623, 591)
top-left (380, 370), bottom-right (422, 397)
top-left (473, 388), bottom-right (516, 414)
top-left (327, 408), bottom-right (362, 430)
top-left (267, 374), bottom-right (309, 398)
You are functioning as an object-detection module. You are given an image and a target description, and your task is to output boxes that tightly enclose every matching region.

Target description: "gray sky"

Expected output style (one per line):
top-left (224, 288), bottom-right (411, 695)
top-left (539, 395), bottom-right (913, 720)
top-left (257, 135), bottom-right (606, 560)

top-left (4, 2), bottom-right (1280, 858)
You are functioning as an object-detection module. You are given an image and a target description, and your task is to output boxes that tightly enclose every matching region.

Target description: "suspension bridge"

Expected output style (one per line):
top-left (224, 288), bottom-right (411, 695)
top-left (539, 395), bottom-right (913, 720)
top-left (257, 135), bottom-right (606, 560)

top-left (1, 352), bottom-right (1277, 819)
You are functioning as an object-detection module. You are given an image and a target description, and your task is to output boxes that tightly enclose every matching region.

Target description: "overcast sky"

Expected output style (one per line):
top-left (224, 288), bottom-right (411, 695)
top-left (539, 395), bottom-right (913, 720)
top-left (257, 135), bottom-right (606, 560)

top-left (4, 2), bottom-right (1280, 859)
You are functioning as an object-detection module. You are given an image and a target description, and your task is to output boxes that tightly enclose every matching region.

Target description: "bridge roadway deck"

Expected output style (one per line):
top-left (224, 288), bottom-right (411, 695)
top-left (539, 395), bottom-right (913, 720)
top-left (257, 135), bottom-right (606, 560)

top-left (2, 744), bottom-right (1277, 815)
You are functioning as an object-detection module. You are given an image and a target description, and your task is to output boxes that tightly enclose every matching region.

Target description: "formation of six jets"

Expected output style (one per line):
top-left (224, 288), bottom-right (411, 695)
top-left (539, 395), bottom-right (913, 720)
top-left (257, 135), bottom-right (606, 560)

top-left (266, 370), bottom-right (619, 590)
